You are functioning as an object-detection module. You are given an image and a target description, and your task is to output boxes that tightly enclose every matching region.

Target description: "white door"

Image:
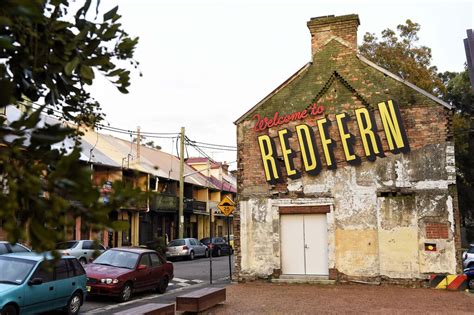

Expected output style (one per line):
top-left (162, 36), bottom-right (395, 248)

top-left (281, 214), bottom-right (328, 275)
top-left (280, 215), bottom-right (305, 274)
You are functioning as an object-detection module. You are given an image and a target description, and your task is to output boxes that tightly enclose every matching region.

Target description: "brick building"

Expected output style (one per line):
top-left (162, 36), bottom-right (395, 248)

top-left (234, 14), bottom-right (461, 283)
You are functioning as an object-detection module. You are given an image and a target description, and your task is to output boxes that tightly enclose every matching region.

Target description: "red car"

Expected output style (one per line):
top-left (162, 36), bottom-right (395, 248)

top-left (84, 247), bottom-right (173, 302)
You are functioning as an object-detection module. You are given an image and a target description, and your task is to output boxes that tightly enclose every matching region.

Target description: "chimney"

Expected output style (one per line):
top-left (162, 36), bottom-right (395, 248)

top-left (307, 14), bottom-right (360, 56)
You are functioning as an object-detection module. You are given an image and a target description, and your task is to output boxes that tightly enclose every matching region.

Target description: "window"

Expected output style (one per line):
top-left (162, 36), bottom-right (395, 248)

top-left (0, 244), bottom-right (8, 254)
top-left (138, 254), bottom-right (151, 267)
top-left (66, 258), bottom-right (85, 277)
top-left (149, 253), bottom-right (162, 267)
top-left (11, 244), bottom-right (29, 253)
top-left (55, 259), bottom-right (69, 280)
top-left (190, 239), bottom-right (197, 246)
top-left (82, 241), bottom-right (93, 250)
top-left (31, 261), bottom-right (54, 283)
top-left (168, 239), bottom-right (185, 246)
top-left (56, 241), bottom-right (78, 250)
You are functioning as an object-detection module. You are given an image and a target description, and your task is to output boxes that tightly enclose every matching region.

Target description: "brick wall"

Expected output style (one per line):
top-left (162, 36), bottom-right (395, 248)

top-left (425, 223), bottom-right (449, 239)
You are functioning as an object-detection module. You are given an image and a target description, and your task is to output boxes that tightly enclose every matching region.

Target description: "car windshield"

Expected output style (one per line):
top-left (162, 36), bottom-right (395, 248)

top-left (468, 247), bottom-right (474, 254)
top-left (201, 238), bottom-right (210, 244)
top-left (93, 250), bottom-right (139, 269)
top-left (56, 241), bottom-right (78, 249)
top-left (0, 256), bottom-right (36, 285)
top-left (168, 240), bottom-right (185, 247)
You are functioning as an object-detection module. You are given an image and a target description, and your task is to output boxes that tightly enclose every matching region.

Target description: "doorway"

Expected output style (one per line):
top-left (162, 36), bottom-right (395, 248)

top-left (280, 214), bottom-right (328, 275)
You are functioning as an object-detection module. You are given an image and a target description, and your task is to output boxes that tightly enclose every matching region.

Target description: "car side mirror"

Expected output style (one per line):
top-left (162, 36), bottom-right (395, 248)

top-left (137, 264), bottom-right (147, 271)
top-left (28, 278), bottom-right (43, 286)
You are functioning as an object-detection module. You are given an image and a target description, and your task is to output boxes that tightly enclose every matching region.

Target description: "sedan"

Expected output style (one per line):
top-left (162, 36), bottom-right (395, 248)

top-left (0, 252), bottom-right (87, 315)
top-left (85, 248), bottom-right (173, 302)
top-left (200, 237), bottom-right (232, 257)
top-left (0, 241), bottom-right (30, 255)
top-left (56, 240), bottom-right (106, 265)
top-left (166, 238), bottom-right (209, 260)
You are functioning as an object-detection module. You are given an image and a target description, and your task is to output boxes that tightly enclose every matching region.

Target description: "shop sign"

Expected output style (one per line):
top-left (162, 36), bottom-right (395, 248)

top-left (256, 100), bottom-right (410, 184)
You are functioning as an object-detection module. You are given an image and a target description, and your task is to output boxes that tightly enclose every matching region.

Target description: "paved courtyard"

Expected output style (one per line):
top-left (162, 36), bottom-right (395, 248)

top-left (205, 282), bottom-right (474, 314)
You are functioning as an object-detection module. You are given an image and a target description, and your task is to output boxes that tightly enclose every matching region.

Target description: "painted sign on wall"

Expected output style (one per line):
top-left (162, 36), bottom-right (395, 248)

top-left (256, 100), bottom-right (410, 184)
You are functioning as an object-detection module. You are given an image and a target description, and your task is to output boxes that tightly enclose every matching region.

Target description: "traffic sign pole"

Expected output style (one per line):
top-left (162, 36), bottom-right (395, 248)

top-left (227, 215), bottom-right (232, 281)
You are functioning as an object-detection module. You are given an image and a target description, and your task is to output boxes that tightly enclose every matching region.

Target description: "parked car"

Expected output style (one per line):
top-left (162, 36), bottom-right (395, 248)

top-left (462, 244), bottom-right (474, 268)
top-left (0, 252), bottom-right (87, 315)
top-left (223, 235), bottom-right (234, 249)
top-left (0, 241), bottom-right (31, 255)
top-left (56, 240), bottom-right (106, 265)
top-left (464, 266), bottom-right (474, 289)
top-left (84, 247), bottom-right (173, 302)
top-left (166, 238), bottom-right (209, 260)
top-left (200, 237), bottom-right (232, 257)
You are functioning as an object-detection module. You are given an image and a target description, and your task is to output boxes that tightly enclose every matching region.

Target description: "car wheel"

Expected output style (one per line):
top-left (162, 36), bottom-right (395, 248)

top-left (189, 251), bottom-right (195, 260)
top-left (469, 279), bottom-right (474, 290)
top-left (156, 276), bottom-right (169, 294)
top-left (468, 262), bottom-right (474, 269)
top-left (217, 248), bottom-right (221, 257)
top-left (205, 249), bottom-right (209, 258)
top-left (79, 257), bottom-right (87, 265)
top-left (1, 305), bottom-right (17, 315)
top-left (65, 291), bottom-right (82, 315)
top-left (119, 282), bottom-right (133, 302)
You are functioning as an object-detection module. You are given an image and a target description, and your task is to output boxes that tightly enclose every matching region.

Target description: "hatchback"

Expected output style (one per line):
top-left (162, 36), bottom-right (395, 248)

top-left (85, 247), bottom-right (173, 302)
top-left (56, 240), bottom-right (106, 265)
top-left (462, 244), bottom-right (474, 268)
top-left (200, 237), bottom-right (232, 257)
top-left (0, 252), bottom-right (87, 315)
top-left (166, 238), bottom-right (209, 260)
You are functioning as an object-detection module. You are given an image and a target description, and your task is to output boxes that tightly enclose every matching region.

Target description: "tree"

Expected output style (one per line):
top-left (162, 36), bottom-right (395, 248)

top-left (0, 0), bottom-right (144, 251)
top-left (359, 19), bottom-right (445, 96)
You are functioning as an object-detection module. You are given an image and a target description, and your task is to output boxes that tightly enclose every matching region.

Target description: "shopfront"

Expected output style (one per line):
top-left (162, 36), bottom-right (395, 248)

top-left (234, 14), bottom-right (461, 282)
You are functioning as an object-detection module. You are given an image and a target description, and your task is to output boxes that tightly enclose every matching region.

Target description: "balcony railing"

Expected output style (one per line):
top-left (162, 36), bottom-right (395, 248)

top-left (184, 199), bottom-right (207, 213)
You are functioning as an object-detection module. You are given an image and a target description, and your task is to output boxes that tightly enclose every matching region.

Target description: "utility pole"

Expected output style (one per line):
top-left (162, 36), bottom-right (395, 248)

top-left (178, 127), bottom-right (185, 239)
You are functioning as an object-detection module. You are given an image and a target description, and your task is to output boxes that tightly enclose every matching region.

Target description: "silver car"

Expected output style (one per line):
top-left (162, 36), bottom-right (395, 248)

top-left (55, 240), bottom-right (106, 265)
top-left (166, 238), bottom-right (209, 260)
top-left (463, 244), bottom-right (474, 269)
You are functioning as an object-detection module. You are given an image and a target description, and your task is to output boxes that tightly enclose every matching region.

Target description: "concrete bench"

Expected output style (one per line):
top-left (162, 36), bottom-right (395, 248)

top-left (176, 287), bottom-right (226, 312)
top-left (113, 302), bottom-right (175, 315)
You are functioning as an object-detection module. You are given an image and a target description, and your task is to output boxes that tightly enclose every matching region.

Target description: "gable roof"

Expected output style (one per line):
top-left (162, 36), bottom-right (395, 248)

top-left (235, 44), bottom-right (452, 125)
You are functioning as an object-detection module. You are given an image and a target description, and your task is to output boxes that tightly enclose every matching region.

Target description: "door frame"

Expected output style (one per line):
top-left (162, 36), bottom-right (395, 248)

top-left (273, 199), bottom-right (335, 277)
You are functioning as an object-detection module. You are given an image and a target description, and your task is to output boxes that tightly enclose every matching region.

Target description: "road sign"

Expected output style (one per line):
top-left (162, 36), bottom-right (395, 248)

top-left (217, 196), bottom-right (235, 216)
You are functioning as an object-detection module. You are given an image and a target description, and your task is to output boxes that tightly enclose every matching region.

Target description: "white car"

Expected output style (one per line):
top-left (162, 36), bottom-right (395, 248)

top-left (55, 240), bottom-right (106, 265)
top-left (463, 245), bottom-right (474, 269)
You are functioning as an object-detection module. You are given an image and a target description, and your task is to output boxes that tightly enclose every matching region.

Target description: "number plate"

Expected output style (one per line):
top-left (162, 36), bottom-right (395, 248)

top-left (86, 286), bottom-right (91, 292)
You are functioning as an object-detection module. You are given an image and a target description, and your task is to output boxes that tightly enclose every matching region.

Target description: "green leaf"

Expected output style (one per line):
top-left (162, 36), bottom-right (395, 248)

top-left (80, 65), bottom-right (94, 80)
top-left (103, 6), bottom-right (118, 21)
top-left (64, 57), bottom-right (80, 76)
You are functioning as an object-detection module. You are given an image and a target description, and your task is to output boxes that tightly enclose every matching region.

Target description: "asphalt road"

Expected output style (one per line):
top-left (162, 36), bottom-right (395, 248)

top-left (80, 254), bottom-right (234, 314)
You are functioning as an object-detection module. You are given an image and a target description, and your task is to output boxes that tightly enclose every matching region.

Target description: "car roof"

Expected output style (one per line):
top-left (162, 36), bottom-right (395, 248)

top-left (2, 252), bottom-right (76, 261)
top-left (109, 247), bottom-right (156, 254)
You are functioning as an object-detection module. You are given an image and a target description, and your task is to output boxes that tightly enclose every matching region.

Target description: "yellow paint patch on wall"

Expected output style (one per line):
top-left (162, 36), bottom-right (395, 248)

top-left (335, 229), bottom-right (379, 276)
top-left (378, 227), bottom-right (419, 278)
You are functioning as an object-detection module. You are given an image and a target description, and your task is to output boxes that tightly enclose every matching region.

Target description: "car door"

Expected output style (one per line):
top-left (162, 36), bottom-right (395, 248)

top-left (192, 238), bottom-right (204, 256)
top-left (81, 240), bottom-right (94, 262)
top-left (54, 258), bottom-right (76, 308)
top-left (22, 261), bottom-right (56, 313)
top-left (149, 253), bottom-right (164, 287)
top-left (135, 254), bottom-right (153, 290)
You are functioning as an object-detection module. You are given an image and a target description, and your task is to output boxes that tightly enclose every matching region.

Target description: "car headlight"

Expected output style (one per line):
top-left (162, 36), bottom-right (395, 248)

top-left (100, 278), bottom-right (119, 285)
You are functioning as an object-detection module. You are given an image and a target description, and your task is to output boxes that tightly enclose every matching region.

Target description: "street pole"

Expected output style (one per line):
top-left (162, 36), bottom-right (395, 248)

top-left (227, 216), bottom-right (232, 281)
top-left (178, 127), bottom-right (185, 239)
top-left (207, 159), bottom-right (213, 284)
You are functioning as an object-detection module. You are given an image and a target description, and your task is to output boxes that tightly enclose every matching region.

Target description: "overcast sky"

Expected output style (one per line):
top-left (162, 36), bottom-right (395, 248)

top-left (89, 0), bottom-right (473, 167)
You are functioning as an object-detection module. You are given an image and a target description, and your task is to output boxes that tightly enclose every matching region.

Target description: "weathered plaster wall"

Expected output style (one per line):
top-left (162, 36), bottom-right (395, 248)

top-left (236, 142), bottom-right (457, 280)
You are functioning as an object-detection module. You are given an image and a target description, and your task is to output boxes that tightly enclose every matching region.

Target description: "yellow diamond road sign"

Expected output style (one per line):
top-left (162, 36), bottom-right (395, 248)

top-left (218, 196), bottom-right (235, 216)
